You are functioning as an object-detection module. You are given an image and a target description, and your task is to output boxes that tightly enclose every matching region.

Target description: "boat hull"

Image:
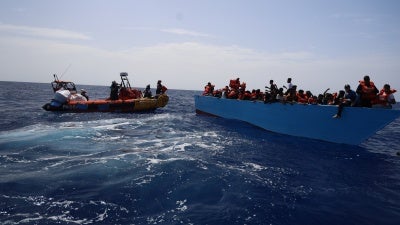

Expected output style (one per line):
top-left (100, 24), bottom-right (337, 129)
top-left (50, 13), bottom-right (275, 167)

top-left (43, 94), bottom-right (169, 113)
top-left (194, 95), bottom-right (400, 145)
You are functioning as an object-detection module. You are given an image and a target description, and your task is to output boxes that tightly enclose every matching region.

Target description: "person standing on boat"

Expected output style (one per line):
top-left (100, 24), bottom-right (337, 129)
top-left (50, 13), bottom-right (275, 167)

top-left (284, 77), bottom-right (293, 94)
top-left (110, 81), bottom-right (120, 100)
top-left (356, 75), bottom-right (378, 107)
top-left (333, 84), bottom-right (358, 118)
top-left (143, 84), bottom-right (152, 98)
top-left (156, 80), bottom-right (168, 95)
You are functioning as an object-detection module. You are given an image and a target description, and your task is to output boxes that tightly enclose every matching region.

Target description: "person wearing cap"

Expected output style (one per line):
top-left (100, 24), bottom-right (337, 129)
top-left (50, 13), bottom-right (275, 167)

top-left (356, 75), bottom-right (378, 107)
top-left (333, 84), bottom-right (358, 118)
top-left (80, 89), bottom-right (89, 100)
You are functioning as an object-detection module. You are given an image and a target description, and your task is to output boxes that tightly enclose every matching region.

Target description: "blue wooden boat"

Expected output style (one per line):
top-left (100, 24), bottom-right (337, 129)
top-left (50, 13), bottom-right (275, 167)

top-left (194, 95), bottom-right (400, 145)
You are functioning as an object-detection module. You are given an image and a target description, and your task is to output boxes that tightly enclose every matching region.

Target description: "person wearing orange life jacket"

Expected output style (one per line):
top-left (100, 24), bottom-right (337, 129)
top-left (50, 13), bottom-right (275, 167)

top-left (374, 84), bottom-right (396, 108)
top-left (229, 78), bottom-right (240, 89)
top-left (296, 89), bottom-right (308, 104)
top-left (284, 85), bottom-right (298, 103)
top-left (356, 75), bottom-right (378, 107)
top-left (305, 91), bottom-right (317, 104)
top-left (203, 82), bottom-right (214, 96)
top-left (227, 78), bottom-right (240, 99)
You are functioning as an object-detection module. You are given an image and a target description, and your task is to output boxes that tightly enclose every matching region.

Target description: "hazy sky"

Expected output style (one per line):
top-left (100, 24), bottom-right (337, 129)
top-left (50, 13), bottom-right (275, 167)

top-left (1, 0), bottom-right (399, 95)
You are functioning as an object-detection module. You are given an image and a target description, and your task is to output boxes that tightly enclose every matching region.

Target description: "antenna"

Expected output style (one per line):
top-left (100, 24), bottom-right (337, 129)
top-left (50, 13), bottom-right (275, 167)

top-left (59, 63), bottom-right (72, 79)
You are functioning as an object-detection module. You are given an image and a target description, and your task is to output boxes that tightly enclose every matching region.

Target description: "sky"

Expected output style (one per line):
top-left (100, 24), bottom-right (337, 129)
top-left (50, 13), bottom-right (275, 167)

top-left (0, 0), bottom-right (399, 95)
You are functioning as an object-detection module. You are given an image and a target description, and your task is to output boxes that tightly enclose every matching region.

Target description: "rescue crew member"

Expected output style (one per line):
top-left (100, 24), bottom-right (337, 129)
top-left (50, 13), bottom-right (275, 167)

top-left (110, 81), bottom-right (119, 100)
top-left (80, 89), bottom-right (89, 100)
top-left (143, 84), bottom-right (152, 98)
top-left (156, 80), bottom-right (168, 95)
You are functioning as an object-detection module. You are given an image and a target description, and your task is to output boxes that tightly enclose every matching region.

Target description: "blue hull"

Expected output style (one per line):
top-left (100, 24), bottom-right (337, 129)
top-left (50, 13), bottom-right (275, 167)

top-left (194, 95), bottom-right (400, 145)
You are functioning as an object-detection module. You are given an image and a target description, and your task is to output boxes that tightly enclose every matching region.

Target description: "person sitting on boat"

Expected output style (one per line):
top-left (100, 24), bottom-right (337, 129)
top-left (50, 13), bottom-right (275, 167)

top-left (203, 82), bottom-right (214, 96)
top-left (251, 89), bottom-right (263, 101)
top-left (276, 88), bottom-right (285, 102)
top-left (284, 85), bottom-right (297, 103)
top-left (156, 80), bottom-right (168, 96)
top-left (240, 90), bottom-right (252, 100)
top-left (221, 86), bottom-right (230, 98)
top-left (373, 84), bottom-right (396, 108)
top-left (143, 84), bottom-right (152, 98)
top-left (325, 92), bottom-right (337, 105)
top-left (80, 89), bottom-right (89, 101)
top-left (110, 80), bottom-right (120, 100)
top-left (265, 80), bottom-right (278, 102)
top-left (296, 89), bottom-right (308, 104)
top-left (227, 81), bottom-right (239, 99)
top-left (333, 84), bottom-right (358, 118)
top-left (356, 75), bottom-right (379, 107)
top-left (306, 91), bottom-right (317, 104)
top-left (332, 90), bottom-right (345, 105)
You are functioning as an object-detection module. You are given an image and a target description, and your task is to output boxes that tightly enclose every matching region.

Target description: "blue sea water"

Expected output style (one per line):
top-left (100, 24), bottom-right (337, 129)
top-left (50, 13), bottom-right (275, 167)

top-left (1, 81), bottom-right (400, 225)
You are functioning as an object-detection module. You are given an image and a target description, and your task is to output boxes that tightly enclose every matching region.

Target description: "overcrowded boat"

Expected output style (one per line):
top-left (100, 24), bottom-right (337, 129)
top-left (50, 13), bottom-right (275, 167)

top-left (42, 72), bottom-right (169, 113)
top-left (195, 78), bottom-right (400, 145)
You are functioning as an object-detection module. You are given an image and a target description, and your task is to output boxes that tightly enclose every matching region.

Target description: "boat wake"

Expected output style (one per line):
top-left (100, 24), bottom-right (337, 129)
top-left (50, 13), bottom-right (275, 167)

top-left (0, 111), bottom-right (314, 224)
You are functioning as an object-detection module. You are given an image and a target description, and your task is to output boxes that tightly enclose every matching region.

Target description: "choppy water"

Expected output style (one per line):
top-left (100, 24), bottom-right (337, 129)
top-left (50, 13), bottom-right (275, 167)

top-left (1, 81), bottom-right (399, 225)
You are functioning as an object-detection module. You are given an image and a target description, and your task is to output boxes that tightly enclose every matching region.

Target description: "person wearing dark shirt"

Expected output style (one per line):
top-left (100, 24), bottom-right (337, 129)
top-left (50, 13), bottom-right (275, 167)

top-left (156, 80), bottom-right (167, 96)
top-left (110, 81), bottom-right (119, 100)
top-left (80, 89), bottom-right (89, 100)
top-left (156, 80), bottom-right (162, 95)
top-left (143, 84), bottom-right (152, 98)
top-left (333, 84), bottom-right (358, 118)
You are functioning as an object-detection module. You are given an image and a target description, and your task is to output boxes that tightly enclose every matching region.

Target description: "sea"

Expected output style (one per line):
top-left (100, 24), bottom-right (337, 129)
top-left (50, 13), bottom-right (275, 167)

top-left (1, 81), bottom-right (400, 225)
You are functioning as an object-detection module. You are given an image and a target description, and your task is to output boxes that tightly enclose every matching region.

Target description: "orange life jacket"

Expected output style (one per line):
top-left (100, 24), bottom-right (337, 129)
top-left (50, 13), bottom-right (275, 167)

top-left (161, 85), bottom-right (168, 93)
top-left (229, 79), bottom-right (240, 89)
top-left (359, 80), bottom-right (377, 101)
top-left (228, 90), bottom-right (238, 99)
top-left (203, 86), bottom-right (211, 95)
top-left (119, 88), bottom-right (142, 100)
top-left (375, 88), bottom-right (397, 105)
top-left (308, 96), bottom-right (317, 104)
top-left (296, 93), bottom-right (308, 103)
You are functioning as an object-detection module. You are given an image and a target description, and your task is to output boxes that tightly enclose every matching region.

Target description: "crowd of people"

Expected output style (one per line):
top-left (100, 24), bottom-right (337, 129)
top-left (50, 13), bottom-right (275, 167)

top-left (108, 79), bottom-right (167, 100)
top-left (203, 75), bottom-right (397, 118)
